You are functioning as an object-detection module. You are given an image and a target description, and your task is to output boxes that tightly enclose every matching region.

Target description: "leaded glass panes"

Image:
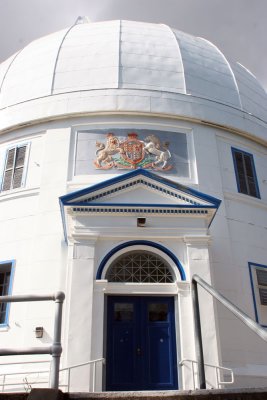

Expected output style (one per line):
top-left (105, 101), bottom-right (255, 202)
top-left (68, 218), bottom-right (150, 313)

top-left (106, 251), bottom-right (174, 283)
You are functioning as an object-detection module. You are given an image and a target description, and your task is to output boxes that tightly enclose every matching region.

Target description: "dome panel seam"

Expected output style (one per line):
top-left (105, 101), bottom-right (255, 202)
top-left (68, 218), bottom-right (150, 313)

top-left (0, 49), bottom-right (24, 96)
top-left (50, 24), bottom-right (79, 95)
top-left (160, 24), bottom-right (186, 94)
top-left (198, 37), bottom-right (243, 111)
top-left (118, 19), bottom-right (122, 89)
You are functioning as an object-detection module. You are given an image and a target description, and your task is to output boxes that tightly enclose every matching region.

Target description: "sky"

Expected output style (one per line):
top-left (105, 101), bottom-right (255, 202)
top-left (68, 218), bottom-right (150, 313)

top-left (0, 0), bottom-right (266, 90)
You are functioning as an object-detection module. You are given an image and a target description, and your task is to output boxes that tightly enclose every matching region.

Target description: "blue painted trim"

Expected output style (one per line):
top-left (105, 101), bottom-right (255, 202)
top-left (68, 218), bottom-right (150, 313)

top-left (59, 169), bottom-right (221, 208)
top-left (0, 259), bottom-right (15, 327)
top-left (66, 202), bottom-right (215, 208)
top-left (232, 147), bottom-right (260, 199)
top-left (71, 208), bottom-right (209, 216)
top-left (96, 240), bottom-right (186, 281)
top-left (248, 262), bottom-right (260, 324)
top-left (59, 198), bottom-right (68, 243)
top-left (248, 262), bottom-right (267, 327)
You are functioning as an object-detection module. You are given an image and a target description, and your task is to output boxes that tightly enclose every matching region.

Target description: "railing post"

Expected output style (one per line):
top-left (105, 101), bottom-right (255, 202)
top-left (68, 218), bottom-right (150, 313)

top-left (215, 366), bottom-right (219, 388)
top-left (2, 375), bottom-right (5, 392)
top-left (68, 368), bottom-right (71, 392)
top-left (50, 292), bottom-right (65, 389)
top-left (191, 360), bottom-right (195, 389)
top-left (92, 361), bottom-right (96, 392)
top-left (192, 280), bottom-right (206, 389)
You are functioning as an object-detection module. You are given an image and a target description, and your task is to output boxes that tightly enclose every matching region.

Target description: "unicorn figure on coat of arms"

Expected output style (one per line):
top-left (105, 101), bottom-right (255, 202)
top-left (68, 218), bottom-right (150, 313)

top-left (144, 134), bottom-right (171, 170)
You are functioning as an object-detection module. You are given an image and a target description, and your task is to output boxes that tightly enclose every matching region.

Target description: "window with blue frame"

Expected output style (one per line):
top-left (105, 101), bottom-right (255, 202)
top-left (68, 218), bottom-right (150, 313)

top-left (248, 262), bottom-right (267, 327)
top-left (1, 144), bottom-right (28, 192)
top-left (232, 148), bottom-right (260, 198)
top-left (0, 261), bottom-right (14, 325)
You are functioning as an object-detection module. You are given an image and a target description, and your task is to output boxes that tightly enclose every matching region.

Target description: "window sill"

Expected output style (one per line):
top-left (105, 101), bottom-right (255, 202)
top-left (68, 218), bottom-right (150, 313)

top-left (223, 190), bottom-right (267, 210)
top-left (0, 186), bottom-right (40, 202)
top-left (0, 324), bottom-right (10, 332)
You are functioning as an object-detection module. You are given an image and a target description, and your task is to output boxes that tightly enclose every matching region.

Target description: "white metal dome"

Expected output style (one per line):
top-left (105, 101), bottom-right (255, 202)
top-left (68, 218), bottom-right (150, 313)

top-left (0, 19), bottom-right (266, 140)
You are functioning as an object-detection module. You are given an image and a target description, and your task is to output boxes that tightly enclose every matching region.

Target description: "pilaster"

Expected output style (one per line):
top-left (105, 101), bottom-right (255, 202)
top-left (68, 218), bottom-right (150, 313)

top-left (183, 235), bottom-right (220, 389)
top-left (66, 237), bottom-right (98, 390)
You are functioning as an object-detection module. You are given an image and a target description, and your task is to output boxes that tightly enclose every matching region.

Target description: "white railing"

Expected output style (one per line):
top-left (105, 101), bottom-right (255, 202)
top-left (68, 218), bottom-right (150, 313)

top-left (0, 358), bottom-right (105, 393)
top-left (179, 359), bottom-right (234, 389)
top-left (0, 292), bottom-right (65, 389)
top-left (60, 358), bottom-right (105, 392)
top-left (0, 360), bottom-right (51, 393)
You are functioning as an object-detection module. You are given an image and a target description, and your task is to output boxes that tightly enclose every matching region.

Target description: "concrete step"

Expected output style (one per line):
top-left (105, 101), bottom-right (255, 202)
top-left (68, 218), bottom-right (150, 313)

top-left (66, 388), bottom-right (267, 400)
top-left (1, 388), bottom-right (267, 400)
top-left (0, 394), bottom-right (27, 400)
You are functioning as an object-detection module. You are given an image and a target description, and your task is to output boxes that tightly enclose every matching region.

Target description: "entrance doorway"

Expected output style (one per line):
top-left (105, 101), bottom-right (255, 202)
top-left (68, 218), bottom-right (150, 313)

top-left (106, 296), bottom-right (178, 391)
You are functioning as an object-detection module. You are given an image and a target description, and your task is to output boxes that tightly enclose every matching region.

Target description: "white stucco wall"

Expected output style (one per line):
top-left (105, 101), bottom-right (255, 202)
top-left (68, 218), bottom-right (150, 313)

top-left (0, 113), bottom-right (267, 390)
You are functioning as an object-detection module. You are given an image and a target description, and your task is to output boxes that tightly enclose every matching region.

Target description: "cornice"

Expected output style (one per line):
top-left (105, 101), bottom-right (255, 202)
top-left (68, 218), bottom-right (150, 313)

top-left (183, 235), bottom-right (212, 246)
top-left (0, 110), bottom-right (266, 147)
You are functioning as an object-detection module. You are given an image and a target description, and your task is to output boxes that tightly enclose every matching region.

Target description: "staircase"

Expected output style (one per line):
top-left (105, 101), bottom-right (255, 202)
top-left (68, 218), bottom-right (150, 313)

top-left (2, 389), bottom-right (267, 400)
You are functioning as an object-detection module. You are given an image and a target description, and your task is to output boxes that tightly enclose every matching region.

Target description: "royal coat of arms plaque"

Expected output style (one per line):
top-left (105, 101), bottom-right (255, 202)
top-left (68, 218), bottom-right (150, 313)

top-left (94, 132), bottom-right (172, 171)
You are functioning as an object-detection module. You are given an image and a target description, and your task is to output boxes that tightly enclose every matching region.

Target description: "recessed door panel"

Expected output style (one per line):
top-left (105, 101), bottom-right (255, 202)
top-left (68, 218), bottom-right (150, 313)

top-left (106, 296), bottom-right (178, 391)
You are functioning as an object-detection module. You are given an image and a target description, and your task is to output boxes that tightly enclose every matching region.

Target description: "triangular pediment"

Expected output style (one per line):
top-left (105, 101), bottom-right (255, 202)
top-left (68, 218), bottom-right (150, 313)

top-left (60, 169), bottom-right (220, 208)
top-left (59, 170), bottom-right (221, 242)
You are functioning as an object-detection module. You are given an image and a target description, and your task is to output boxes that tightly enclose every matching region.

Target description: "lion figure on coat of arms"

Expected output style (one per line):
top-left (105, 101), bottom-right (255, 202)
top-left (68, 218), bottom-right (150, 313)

top-left (94, 133), bottom-right (122, 169)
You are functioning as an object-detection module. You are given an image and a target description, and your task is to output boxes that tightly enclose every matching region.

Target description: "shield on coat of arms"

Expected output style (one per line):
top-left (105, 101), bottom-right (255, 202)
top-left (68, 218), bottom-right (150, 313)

top-left (120, 133), bottom-right (145, 165)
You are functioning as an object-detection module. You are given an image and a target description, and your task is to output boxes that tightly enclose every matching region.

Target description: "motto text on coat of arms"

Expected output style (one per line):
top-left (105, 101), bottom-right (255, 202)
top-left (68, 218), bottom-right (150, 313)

top-left (94, 132), bottom-right (172, 171)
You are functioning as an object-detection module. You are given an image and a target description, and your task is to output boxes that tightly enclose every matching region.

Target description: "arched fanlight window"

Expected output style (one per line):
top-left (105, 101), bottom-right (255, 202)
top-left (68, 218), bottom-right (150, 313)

top-left (105, 250), bottom-right (174, 283)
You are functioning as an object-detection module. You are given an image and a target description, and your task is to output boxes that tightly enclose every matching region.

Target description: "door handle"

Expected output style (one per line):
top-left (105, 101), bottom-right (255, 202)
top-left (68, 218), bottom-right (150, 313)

top-left (136, 347), bottom-right (142, 356)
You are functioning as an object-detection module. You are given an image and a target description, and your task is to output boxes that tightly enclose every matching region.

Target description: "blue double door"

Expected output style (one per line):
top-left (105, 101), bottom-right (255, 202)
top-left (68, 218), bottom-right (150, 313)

top-left (106, 296), bottom-right (178, 391)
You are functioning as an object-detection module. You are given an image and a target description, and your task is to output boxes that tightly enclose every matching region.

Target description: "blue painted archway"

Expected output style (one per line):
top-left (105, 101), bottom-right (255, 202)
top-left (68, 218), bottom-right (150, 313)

top-left (96, 240), bottom-right (186, 281)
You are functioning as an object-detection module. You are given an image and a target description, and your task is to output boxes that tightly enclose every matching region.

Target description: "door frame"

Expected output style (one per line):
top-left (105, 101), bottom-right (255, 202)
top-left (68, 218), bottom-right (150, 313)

top-left (106, 294), bottom-right (178, 391)
top-left (93, 277), bottom-right (191, 391)
top-left (91, 241), bottom-right (189, 391)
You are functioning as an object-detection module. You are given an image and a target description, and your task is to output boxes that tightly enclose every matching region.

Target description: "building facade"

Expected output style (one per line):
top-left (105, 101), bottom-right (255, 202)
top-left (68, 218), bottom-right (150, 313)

top-left (0, 19), bottom-right (267, 391)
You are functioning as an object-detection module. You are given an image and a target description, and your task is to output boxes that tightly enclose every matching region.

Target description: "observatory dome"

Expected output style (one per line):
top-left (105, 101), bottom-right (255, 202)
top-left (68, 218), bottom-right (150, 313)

top-left (0, 19), bottom-right (266, 140)
top-left (1, 18), bottom-right (267, 392)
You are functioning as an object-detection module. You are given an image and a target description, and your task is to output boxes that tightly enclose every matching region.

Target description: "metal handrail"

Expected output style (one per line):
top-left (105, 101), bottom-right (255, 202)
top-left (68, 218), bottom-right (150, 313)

top-left (193, 274), bottom-right (267, 341)
top-left (0, 370), bottom-right (50, 392)
top-left (60, 358), bottom-right (105, 392)
top-left (0, 360), bottom-right (50, 367)
top-left (192, 274), bottom-right (267, 390)
top-left (0, 292), bottom-right (65, 389)
top-left (179, 358), bottom-right (234, 389)
top-left (0, 358), bottom-right (105, 393)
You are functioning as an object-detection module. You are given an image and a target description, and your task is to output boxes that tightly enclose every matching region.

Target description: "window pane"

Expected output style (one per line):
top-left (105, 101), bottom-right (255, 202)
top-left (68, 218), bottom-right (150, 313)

top-left (256, 269), bottom-right (267, 286)
top-left (244, 154), bottom-right (254, 178)
top-left (5, 148), bottom-right (16, 170)
top-left (13, 167), bottom-right (24, 189)
top-left (1, 145), bottom-right (27, 191)
top-left (238, 175), bottom-right (247, 194)
top-left (0, 269), bottom-right (11, 325)
top-left (0, 304), bottom-right (7, 324)
top-left (2, 170), bottom-right (13, 191)
top-left (233, 149), bottom-right (259, 198)
top-left (235, 152), bottom-right (244, 173)
top-left (114, 303), bottom-right (133, 321)
top-left (248, 178), bottom-right (257, 197)
top-left (259, 288), bottom-right (267, 306)
top-left (0, 271), bottom-right (10, 296)
top-left (148, 303), bottom-right (168, 321)
top-left (15, 146), bottom-right (26, 168)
